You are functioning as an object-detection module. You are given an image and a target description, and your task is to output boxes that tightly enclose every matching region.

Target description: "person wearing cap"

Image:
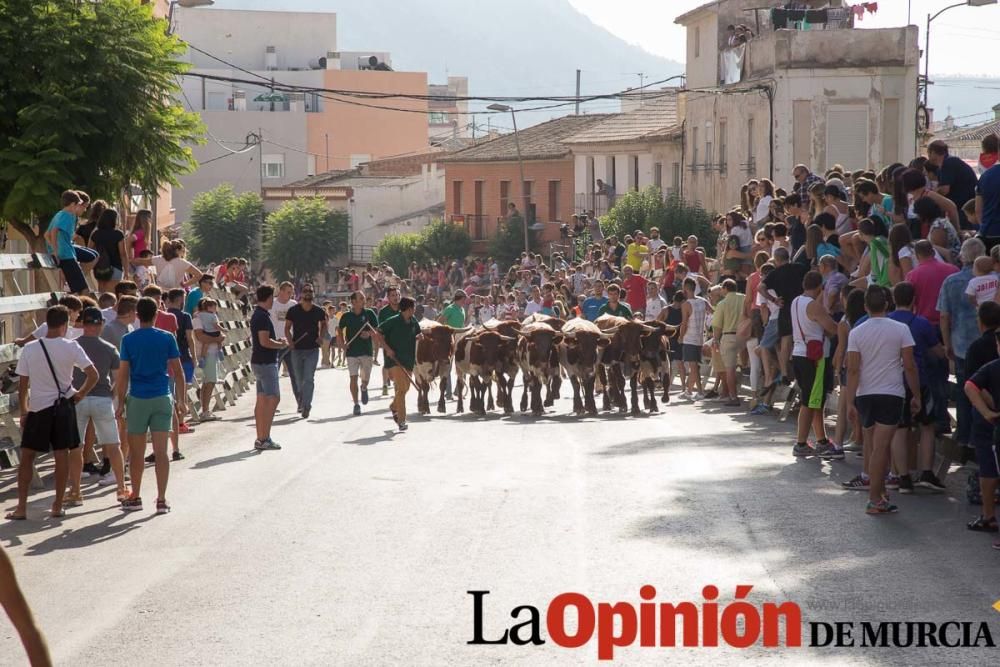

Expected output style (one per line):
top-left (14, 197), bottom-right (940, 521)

top-left (69, 307), bottom-right (127, 503)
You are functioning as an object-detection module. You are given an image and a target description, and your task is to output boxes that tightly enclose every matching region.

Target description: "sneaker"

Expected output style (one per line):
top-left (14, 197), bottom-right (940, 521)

top-left (916, 471), bottom-right (947, 491)
top-left (82, 462), bottom-right (101, 476)
top-left (156, 499), bottom-right (171, 515)
top-left (704, 390), bottom-right (720, 399)
top-left (792, 442), bottom-right (815, 457)
top-left (866, 499), bottom-right (899, 515)
top-left (254, 438), bottom-right (282, 451)
top-left (144, 453), bottom-right (156, 464)
top-left (678, 391), bottom-right (693, 401)
top-left (172, 451), bottom-right (185, 462)
top-left (967, 515), bottom-right (999, 532)
top-left (992, 539), bottom-right (1000, 551)
top-left (693, 392), bottom-right (706, 400)
top-left (178, 422), bottom-right (195, 434)
top-left (302, 408), bottom-right (310, 419)
top-left (898, 474), bottom-right (915, 494)
top-left (398, 421), bottom-right (408, 432)
top-left (361, 387), bottom-right (369, 405)
top-left (819, 445), bottom-right (845, 460)
top-left (199, 412), bottom-right (220, 422)
top-left (749, 404), bottom-right (770, 415)
top-left (121, 497), bottom-right (143, 512)
top-left (841, 474), bottom-right (870, 490)
top-left (353, 404), bottom-right (361, 416)
top-left (98, 473), bottom-right (117, 486)
top-left (99, 458), bottom-right (111, 477)
top-left (885, 474), bottom-right (900, 490)
top-left (812, 441), bottom-right (834, 458)
top-left (843, 440), bottom-right (862, 452)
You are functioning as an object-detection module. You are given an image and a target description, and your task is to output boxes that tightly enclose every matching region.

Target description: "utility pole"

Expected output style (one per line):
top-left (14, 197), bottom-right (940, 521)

top-left (256, 128), bottom-right (264, 273)
top-left (575, 69), bottom-right (581, 115)
top-left (325, 133), bottom-right (330, 172)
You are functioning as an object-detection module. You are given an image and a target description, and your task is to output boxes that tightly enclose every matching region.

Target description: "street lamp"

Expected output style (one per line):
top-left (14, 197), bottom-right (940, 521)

top-left (166, 0), bottom-right (215, 35)
top-left (487, 103), bottom-right (530, 255)
top-left (923, 0), bottom-right (996, 109)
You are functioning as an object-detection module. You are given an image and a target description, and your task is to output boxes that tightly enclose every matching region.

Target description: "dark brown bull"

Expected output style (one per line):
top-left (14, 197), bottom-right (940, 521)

top-left (595, 314), bottom-right (658, 416)
top-left (482, 319), bottom-right (521, 413)
top-left (636, 320), bottom-right (676, 413)
top-left (559, 318), bottom-right (613, 415)
top-left (454, 329), bottom-right (515, 415)
top-left (521, 314), bottom-right (564, 404)
top-left (414, 321), bottom-right (469, 414)
top-left (516, 322), bottom-right (563, 415)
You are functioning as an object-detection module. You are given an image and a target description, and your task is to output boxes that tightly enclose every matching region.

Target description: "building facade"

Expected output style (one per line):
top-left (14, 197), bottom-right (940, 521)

top-left (675, 0), bottom-right (918, 213)
top-left (936, 104), bottom-right (1000, 169)
top-left (429, 77), bottom-right (471, 144)
top-left (172, 7), bottom-right (432, 222)
top-left (441, 115), bottom-right (610, 254)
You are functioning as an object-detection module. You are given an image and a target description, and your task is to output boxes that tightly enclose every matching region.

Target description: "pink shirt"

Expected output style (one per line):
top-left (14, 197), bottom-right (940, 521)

top-left (908, 258), bottom-right (958, 326)
top-left (623, 274), bottom-right (648, 314)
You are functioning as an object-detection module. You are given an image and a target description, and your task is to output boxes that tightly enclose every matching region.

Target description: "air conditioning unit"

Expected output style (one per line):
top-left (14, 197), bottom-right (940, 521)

top-left (308, 57), bottom-right (327, 70)
top-left (265, 45), bottom-right (277, 70)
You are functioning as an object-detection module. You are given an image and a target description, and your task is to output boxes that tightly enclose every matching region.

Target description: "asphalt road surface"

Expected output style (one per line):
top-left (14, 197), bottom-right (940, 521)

top-left (1, 366), bottom-right (998, 666)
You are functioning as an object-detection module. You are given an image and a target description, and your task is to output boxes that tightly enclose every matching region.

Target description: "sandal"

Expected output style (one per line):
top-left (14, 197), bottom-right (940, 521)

top-left (5, 512), bottom-right (26, 521)
top-left (967, 515), bottom-right (998, 532)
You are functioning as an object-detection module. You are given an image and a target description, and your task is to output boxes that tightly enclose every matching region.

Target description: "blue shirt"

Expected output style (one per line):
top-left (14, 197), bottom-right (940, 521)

top-left (889, 310), bottom-right (938, 386)
top-left (120, 326), bottom-right (180, 399)
top-left (937, 265), bottom-right (978, 359)
top-left (47, 210), bottom-right (77, 260)
top-left (582, 296), bottom-right (608, 321)
top-left (184, 288), bottom-right (204, 315)
top-left (977, 164), bottom-right (1000, 236)
top-left (250, 306), bottom-right (278, 365)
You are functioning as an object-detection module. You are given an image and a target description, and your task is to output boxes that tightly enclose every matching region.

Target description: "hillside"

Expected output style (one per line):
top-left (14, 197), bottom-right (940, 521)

top-left (206, 0), bottom-right (684, 127)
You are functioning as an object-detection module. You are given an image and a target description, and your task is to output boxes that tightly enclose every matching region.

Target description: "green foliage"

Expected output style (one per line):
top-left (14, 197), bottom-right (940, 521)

top-left (183, 185), bottom-right (264, 264)
top-left (372, 219), bottom-right (473, 274)
top-left (488, 214), bottom-right (537, 271)
top-left (264, 198), bottom-right (349, 282)
top-left (373, 232), bottom-right (425, 276)
top-left (0, 0), bottom-right (203, 236)
top-left (601, 188), bottom-right (717, 256)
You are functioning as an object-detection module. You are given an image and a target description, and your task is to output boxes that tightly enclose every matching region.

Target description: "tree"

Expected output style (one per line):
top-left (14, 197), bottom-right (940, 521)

top-left (263, 198), bottom-right (349, 283)
top-left (601, 188), bottom-right (717, 256)
top-left (0, 0), bottom-right (203, 247)
top-left (489, 214), bottom-right (536, 271)
top-left (420, 219), bottom-right (471, 262)
top-left (373, 232), bottom-right (425, 276)
top-left (183, 185), bottom-right (264, 264)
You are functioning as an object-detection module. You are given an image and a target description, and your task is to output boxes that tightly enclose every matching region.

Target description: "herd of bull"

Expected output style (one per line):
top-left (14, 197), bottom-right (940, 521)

top-left (413, 314), bottom-right (678, 418)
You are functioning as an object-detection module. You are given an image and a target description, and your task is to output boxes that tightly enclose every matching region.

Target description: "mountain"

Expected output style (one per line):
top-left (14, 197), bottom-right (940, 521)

top-left (205, 0), bottom-right (684, 128)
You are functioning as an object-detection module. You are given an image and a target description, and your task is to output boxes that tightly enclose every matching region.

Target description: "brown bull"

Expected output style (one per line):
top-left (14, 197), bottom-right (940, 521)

top-left (516, 322), bottom-right (563, 416)
top-left (454, 328), bottom-right (515, 415)
top-left (414, 320), bottom-right (470, 415)
top-left (636, 320), bottom-right (677, 413)
top-left (595, 314), bottom-right (658, 416)
top-left (559, 318), bottom-right (612, 415)
top-left (482, 319), bottom-right (521, 413)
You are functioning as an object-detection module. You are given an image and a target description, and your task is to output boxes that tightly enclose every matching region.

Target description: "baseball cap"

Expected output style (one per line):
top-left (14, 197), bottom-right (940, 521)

top-left (81, 307), bottom-right (104, 325)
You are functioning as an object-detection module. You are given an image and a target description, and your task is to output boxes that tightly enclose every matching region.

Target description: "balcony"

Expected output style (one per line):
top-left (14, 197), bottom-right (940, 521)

top-left (450, 213), bottom-right (488, 241)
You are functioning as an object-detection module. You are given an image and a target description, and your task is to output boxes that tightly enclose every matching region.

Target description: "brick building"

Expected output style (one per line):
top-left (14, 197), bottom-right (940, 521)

top-left (440, 115), bottom-right (610, 254)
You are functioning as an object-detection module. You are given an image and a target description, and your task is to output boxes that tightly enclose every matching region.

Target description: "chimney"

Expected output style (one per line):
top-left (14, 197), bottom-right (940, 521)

top-left (233, 90), bottom-right (247, 111)
top-left (265, 45), bottom-right (277, 70)
top-left (326, 51), bottom-right (341, 70)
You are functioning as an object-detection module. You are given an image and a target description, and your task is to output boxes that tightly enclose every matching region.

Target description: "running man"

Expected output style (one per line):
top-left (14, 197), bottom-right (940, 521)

top-left (375, 297), bottom-right (420, 432)
top-left (378, 286), bottom-right (401, 396)
top-left (338, 291), bottom-right (379, 416)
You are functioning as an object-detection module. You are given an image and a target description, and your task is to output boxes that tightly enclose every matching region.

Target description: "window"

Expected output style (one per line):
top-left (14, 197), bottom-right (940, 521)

top-left (609, 156), bottom-right (616, 189)
top-left (691, 126), bottom-right (699, 169)
top-left (500, 180), bottom-right (511, 213)
top-left (747, 117), bottom-right (755, 172)
top-left (631, 156), bottom-right (639, 191)
top-left (429, 112), bottom-right (446, 124)
top-left (718, 120), bottom-right (727, 173)
top-left (548, 180), bottom-right (560, 221)
top-left (704, 121), bottom-right (713, 169)
top-left (452, 180), bottom-right (463, 215)
top-left (261, 154), bottom-right (284, 179)
top-left (694, 26), bottom-right (701, 58)
top-left (654, 162), bottom-right (663, 190)
top-left (523, 181), bottom-right (535, 224)
top-left (827, 105), bottom-right (870, 171)
top-left (672, 163), bottom-right (681, 192)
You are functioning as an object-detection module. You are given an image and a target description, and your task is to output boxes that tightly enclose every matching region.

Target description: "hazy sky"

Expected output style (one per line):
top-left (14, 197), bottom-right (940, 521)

top-left (568, 0), bottom-right (1000, 77)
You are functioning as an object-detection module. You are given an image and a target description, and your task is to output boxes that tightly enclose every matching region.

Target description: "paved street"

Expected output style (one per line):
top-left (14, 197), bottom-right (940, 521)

top-left (1, 367), bottom-right (999, 666)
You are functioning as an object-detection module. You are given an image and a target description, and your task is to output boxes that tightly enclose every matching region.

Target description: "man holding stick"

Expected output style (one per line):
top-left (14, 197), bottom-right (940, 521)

top-left (338, 291), bottom-right (379, 416)
top-left (373, 297), bottom-right (420, 432)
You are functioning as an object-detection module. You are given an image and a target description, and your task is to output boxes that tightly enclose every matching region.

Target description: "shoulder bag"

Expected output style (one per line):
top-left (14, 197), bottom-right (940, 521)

top-left (793, 299), bottom-right (824, 362)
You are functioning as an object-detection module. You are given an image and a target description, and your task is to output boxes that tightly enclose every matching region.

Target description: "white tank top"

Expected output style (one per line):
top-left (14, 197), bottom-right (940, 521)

top-left (834, 211), bottom-right (851, 235)
top-left (791, 295), bottom-right (828, 357)
top-left (683, 296), bottom-right (708, 345)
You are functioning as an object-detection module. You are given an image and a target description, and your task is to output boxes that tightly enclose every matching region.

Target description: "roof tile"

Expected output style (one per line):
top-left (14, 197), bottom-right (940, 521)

top-left (440, 114), bottom-right (613, 162)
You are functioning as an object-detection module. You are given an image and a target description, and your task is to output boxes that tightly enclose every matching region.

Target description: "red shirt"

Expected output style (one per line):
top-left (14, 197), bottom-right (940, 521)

top-left (623, 274), bottom-right (648, 314)
top-left (155, 310), bottom-right (178, 334)
top-left (746, 271), bottom-right (762, 312)
top-left (908, 258), bottom-right (958, 326)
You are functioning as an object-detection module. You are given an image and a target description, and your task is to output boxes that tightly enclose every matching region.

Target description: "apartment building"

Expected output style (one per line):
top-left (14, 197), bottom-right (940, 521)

top-left (172, 7), bottom-right (431, 222)
top-left (429, 77), bottom-right (471, 145)
top-left (674, 0), bottom-right (918, 213)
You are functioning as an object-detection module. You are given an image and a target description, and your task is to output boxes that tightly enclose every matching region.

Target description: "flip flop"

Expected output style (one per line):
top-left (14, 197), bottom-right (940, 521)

top-left (5, 512), bottom-right (26, 521)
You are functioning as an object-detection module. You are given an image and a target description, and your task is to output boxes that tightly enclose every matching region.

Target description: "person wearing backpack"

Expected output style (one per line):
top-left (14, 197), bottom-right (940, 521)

top-left (87, 208), bottom-right (128, 293)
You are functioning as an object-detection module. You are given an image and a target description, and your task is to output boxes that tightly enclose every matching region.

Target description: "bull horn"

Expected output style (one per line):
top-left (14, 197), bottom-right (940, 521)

top-left (599, 330), bottom-right (617, 339)
top-left (450, 326), bottom-right (473, 334)
top-left (498, 334), bottom-right (516, 342)
top-left (562, 331), bottom-right (576, 339)
top-left (640, 324), bottom-right (658, 333)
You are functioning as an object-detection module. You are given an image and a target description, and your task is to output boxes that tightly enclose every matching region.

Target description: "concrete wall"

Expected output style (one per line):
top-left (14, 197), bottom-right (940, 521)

top-left (351, 168), bottom-right (445, 247)
top-left (174, 112), bottom-right (309, 223)
top-left (683, 11), bottom-right (720, 89)
top-left (176, 8), bottom-right (336, 70)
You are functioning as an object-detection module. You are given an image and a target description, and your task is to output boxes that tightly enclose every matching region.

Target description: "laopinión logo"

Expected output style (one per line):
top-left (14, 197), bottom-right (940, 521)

top-left (467, 586), bottom-right (997, 660)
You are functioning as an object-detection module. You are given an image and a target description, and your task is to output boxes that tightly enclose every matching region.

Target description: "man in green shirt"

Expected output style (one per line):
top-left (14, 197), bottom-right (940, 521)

top-left (437, 290), bottom-right (467, 400)
top-left (375, 297), bottom-right (421, 432)
top-left (598, 284), bottom-right (634, 318)
top-left (377, 287), bottom-right (401, 396)
top-left (337, 291), bottom-right (379, 415)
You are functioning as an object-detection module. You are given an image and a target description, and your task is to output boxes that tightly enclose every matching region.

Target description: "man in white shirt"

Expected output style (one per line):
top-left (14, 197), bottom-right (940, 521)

top-left (644, 282), bottom-right (667, 322)
top-left (269, 281), bottom-right (298, 393)
top-left (647, 227), bottom-right (666, 254)
top-left (845, 285), bottom-right (921, 515)
top-left (6, 306), bottom-right (98, 520)
top-left (523, 287), bottom-right (543, 317)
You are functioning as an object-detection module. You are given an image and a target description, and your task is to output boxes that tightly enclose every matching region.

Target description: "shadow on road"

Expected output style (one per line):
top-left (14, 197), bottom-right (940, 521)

top-left (191, 449), bottom-right (261, 470)
top-left (343, 430), bottom-right (398, 446)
